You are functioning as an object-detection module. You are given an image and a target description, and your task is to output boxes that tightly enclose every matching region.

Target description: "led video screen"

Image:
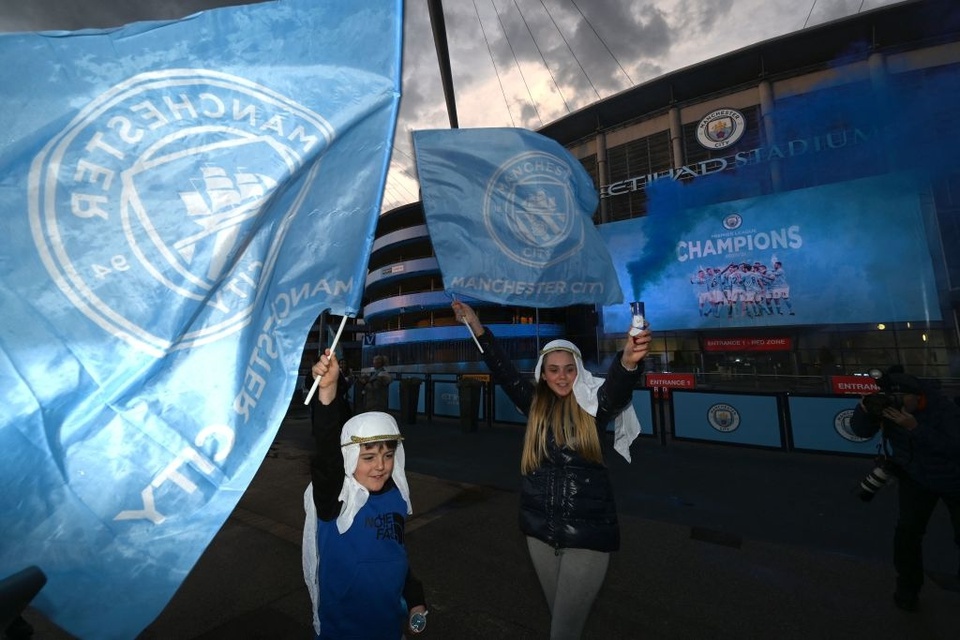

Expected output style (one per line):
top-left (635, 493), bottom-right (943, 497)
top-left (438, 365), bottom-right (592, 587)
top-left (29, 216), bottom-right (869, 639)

top-left (599, 174), bottom-right (941, 333)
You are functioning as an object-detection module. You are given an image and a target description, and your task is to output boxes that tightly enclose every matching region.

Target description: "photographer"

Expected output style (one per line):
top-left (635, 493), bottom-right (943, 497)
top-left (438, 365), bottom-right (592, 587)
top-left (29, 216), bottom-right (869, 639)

top-left (851, 368), bottom-right (960, 612)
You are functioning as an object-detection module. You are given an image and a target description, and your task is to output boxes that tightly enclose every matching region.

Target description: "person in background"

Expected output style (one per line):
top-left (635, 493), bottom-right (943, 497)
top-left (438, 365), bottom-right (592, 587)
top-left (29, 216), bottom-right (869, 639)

top-left (359, 355), bottom-right (392, 411)
top-left (451, 300), bottom-right (651, 639)
top-left (850, 368), bottom-right (960, 612)
top-left (337, 362), bottom-right (354, 407)
top-left (302, 349), bottom-right (428, 638)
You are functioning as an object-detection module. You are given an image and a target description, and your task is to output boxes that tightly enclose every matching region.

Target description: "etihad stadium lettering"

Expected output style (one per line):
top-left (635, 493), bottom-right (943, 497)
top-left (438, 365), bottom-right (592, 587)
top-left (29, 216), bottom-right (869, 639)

top-left (601, 127), bottom-right (872, 199)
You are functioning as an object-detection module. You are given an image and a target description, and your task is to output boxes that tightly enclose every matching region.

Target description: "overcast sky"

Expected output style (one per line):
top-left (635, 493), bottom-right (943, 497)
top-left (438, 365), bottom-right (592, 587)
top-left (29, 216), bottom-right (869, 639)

top-left (0, 0), bottom-right (907, 210)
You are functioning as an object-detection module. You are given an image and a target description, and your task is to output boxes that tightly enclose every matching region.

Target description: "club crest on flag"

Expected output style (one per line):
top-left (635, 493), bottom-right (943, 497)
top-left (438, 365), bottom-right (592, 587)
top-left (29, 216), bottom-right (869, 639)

top-left (31, 70), bottom-right (334, 355)
top-left (414, 127), bottom-right (624, 308)
top-left (484, 150), bottom-right (583, 268)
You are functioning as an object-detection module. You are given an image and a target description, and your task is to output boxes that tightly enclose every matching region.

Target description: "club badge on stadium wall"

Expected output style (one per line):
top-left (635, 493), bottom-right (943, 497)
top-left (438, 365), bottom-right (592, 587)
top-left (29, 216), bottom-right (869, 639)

top-left (833, 409), bottom-right (871, 443)
top-left (707, 403), bottom-right (741, 432)
top-left (696, 108), bottom-right (746, 150)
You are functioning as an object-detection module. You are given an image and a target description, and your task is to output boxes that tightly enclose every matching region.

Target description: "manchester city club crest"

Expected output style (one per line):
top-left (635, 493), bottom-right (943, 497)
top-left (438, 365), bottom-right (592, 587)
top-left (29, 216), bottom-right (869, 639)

top-left (707, 403), bottom-right (741, 432)
top-left (29, 69), bottom-right (333, 354)
top-left (722, 213), bottom-right (743, 230)
top-left (696, 108), bottom-right (746, 150)
top-left (834, 409), bottom-right (871, 442)
top-left (482, 150), bottom-right (585, 268)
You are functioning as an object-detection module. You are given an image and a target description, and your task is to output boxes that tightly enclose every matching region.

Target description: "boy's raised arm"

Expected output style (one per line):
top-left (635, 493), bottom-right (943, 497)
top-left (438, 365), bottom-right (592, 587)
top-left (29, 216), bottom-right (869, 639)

top-left (309, 351), bottom-right (351, 521)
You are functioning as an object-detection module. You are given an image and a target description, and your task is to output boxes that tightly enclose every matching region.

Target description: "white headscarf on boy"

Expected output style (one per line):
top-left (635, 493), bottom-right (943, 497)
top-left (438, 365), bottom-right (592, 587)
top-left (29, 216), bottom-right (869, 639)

top-left (534, 339), bottom-right (642, 462)
top-left (302, 411), bottom-right (413, 634)
top-left (336, 411), bottom-right (412, 533)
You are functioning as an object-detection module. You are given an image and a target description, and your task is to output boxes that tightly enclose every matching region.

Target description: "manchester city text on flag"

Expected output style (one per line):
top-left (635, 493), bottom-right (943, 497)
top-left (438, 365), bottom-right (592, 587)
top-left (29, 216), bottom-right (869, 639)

top-left (0, 1), bottom-right (402, 638)
top-left (413, 127), bottom-right (624, 308)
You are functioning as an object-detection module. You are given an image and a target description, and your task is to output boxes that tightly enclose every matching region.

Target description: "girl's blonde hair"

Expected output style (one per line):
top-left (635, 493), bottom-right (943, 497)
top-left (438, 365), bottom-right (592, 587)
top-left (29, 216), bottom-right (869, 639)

top-left (520, 380), bottom-right (602, 474)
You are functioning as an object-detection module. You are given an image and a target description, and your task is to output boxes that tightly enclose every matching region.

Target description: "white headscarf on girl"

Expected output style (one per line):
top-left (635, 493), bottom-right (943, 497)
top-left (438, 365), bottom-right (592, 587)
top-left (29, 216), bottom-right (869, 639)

top-left (534, 339), bottom-right (642, 462)
top-left (336, 411), bottom-right (412, 533)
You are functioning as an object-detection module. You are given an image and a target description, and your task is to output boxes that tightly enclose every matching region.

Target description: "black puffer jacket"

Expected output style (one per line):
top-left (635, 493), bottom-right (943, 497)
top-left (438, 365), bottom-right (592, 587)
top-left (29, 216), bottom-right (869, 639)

top-left (477, 329), bottom-right (642, 552)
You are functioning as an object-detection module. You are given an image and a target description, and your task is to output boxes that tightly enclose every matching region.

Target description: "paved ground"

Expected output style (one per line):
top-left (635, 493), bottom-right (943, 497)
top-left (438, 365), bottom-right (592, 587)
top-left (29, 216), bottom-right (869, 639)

top-left (18, 407), bottom-right (960, 639)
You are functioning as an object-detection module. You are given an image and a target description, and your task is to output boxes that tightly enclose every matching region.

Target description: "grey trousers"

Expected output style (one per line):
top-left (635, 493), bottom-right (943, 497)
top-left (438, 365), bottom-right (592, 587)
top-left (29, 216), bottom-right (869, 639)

top-left (526, 536), bottom-right (610, 640)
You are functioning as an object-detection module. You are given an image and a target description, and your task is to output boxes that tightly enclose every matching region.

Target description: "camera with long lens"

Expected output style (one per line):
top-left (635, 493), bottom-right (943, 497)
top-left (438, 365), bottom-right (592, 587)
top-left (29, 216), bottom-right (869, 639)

top-left (861, 367), bottom-right (923, 418)
top-left (861, 392), bottom-right (903, 418)
top-left (858, 456), bottom-right (897, 502)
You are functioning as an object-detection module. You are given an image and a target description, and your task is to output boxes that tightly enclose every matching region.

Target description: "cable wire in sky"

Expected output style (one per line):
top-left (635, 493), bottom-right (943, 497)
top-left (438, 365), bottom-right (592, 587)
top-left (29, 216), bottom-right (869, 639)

top-left (511, 0), bottom-right (572, 114)
top-left (803, 0), bottom-right (817, 28)
top-left (536, 0), bottom-right (602, 101)
top-left (473, 0), bottom-right (517, 127)
top-left (490, 0), bottom-right (544, 126)
top-left (567, 0), bottom-right (634, 86)
top-left (386, 178), bottom-right (417, 205)
top-left (391, 145), bottom-right (419, 174)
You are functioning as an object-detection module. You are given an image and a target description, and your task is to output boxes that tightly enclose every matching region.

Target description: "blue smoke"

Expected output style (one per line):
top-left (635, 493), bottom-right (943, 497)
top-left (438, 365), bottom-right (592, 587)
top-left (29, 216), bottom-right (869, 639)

top-left (626, 59), bottom-right (960, 303)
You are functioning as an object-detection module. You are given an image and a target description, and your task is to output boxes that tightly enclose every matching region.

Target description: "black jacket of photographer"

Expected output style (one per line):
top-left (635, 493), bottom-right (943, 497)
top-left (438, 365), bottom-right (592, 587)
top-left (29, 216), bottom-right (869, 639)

top-left (850, 379), bottom-right (960, 495)
top-left (477, 328), bottom-right (642, 553)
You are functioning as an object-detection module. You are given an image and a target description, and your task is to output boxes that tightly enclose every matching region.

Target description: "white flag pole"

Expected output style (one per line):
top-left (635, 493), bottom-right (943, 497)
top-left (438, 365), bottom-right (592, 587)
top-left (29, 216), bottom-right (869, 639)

top-left (452, 293), bottom-right (484, 353)
top-left (463, 318), bottom-right (484, 353)
top-left (303, 314), bottom-right (349, 405)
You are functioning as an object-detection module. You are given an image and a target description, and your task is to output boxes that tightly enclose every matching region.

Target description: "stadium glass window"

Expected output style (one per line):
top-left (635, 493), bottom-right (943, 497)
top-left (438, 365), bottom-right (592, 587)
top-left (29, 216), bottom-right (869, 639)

top-left (605, 129), bottom-right (672, 221)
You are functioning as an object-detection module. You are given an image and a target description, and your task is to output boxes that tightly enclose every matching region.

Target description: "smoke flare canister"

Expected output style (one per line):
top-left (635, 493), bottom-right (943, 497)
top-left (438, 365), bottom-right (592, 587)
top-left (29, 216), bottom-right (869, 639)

top-left (629, 301), bottom-right (645, 336)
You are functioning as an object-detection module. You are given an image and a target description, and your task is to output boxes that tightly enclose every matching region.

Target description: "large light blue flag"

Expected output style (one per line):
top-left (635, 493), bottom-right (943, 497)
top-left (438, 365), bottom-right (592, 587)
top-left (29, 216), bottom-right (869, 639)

top-left (0, 1), bottom-right (401, 637)
top-left (413, 127), bottom-right (623, 308)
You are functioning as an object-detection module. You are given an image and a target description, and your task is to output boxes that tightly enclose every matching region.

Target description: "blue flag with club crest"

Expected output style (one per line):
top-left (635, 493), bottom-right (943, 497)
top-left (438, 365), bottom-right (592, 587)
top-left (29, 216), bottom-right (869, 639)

top-left (413, 127), bottom-right (623, 308)
top-left (0, 1), bottom-right (401, 637)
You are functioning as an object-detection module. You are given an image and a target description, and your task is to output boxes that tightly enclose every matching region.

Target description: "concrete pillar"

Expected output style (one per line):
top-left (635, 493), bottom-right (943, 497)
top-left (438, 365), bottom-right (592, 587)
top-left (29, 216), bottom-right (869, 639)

top-left (758, 79), bottom-right (781, 191)
top-left (669, 106), bottom-right (683, 169)
top-left (596, 130), bottom-right (609, 223)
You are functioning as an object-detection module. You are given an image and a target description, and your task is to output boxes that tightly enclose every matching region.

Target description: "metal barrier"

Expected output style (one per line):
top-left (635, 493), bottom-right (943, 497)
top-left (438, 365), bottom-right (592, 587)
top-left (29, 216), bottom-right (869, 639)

top-left (385, 372), bottom-right (951, 459)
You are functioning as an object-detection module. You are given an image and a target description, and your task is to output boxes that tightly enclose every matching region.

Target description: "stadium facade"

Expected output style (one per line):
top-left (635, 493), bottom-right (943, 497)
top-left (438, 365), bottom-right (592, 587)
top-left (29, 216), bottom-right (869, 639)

top-left (311, 0), bottom-right (960, 389)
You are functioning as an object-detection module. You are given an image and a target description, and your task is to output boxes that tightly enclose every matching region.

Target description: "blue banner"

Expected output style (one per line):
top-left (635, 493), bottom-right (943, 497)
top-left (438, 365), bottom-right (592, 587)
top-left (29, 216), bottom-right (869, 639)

top-left (625, 389), bottom-right (655, 438)
top-left (414, 127), bottom-right (623, 307)
top-left (0, 1), bottom-right (401, 638)
top-left (672, 392), bottom-right (783, 448)
top-left (599, 174), bottom-right (941, 332)
top-left (787, 396), bottom-right (882, 455)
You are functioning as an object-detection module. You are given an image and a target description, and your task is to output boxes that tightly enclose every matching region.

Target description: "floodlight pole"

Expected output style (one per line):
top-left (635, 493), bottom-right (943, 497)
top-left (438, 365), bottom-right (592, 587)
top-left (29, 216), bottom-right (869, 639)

top-left (427, 0), bottom-right (459, 129)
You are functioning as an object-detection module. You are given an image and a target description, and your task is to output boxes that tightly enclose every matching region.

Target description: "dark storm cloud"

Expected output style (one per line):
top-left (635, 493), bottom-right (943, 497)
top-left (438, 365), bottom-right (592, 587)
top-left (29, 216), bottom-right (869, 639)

top-left (398, 0), bottom-right (449, 118)
top-left (570, 0), bottom-right (675, 62)
top-left (393, 1), bottom-right (449, 166)
top-left (454, 0), bottom-right (737, 111)
top-left (429, 0), bottom-right (674, 118)
top-left (671, 0), bottom-right (735, 34)
top-left (0, 0), bottom-right (911, 210)
top-left (556, 2), bottom-right (675, 96)
top-left (557, 0), bottom-right (740, 96)
top-left (0, 0), bottom-right (257, 31)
